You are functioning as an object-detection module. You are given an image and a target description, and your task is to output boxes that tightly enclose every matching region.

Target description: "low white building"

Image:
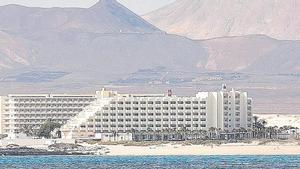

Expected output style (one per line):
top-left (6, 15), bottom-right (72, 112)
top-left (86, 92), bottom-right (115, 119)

top-left (0, 94), bottom-right (95, 138)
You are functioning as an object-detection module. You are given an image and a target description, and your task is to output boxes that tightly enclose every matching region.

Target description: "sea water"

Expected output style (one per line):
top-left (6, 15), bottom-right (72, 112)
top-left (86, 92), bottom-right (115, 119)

top-left (0, 155), bottom-right (300, 169)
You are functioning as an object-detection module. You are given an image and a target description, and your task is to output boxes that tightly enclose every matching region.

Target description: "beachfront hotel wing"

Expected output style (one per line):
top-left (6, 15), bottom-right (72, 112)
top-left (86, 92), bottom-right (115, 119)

top-left (0, 85), bottom-right (252, 139)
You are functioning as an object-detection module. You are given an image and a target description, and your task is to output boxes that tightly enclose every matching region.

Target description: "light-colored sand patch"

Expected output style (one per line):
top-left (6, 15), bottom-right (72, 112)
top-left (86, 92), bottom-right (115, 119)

top-left (257, 114), bottom-right (300, 128)
top-left (102, 143), bottom-right (300, 156)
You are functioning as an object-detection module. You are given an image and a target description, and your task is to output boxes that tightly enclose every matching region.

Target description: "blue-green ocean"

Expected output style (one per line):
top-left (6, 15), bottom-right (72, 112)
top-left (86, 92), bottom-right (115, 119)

top-left (0, 155), bottom-right (300, 169)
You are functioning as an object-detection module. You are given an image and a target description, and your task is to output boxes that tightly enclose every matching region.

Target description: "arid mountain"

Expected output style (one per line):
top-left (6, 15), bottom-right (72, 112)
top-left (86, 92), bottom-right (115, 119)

top-left (144, 0), bottom-right (300, 40)
top-left (0, 0), bottom-right (159, 33)
top-left (200, 35), bottom-right (300, 73)
top-left (0, 0), bottom-right (207, 82)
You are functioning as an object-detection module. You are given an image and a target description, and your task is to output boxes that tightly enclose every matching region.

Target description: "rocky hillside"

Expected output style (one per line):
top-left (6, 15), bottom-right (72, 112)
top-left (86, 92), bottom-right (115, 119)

top-left (144, 0), bottom-right (300, 40)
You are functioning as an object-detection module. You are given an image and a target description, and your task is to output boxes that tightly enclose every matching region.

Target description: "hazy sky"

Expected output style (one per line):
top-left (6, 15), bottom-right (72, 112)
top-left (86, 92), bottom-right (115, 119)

top-left (0, 0), bottom-right (175, 14)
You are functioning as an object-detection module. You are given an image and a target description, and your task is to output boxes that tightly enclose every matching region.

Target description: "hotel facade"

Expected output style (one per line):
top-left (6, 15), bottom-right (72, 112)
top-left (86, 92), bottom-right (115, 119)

top-left (0, 85), bottom-right (253, 140)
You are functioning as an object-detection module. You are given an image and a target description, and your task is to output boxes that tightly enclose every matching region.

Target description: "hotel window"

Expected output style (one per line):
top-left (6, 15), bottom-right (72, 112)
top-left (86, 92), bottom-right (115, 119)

top-left (110, 107), bottom-right (116, 110)
top-left (200, 118), bottom-right (206, 122)
top-left (133, 101), bottom-right (139, 105)
top-left (163, 101), bottom-right (168, 104)
top-left (125, 107), bottom-right (131, 110)
top-left (171, 113), bottom-right (176, 116)
top-left (141, 107), bottom-right (146, 110)
top-left (125, 101), bottom-right (131, 104)
top-left (163, 118), bottom-right (169, 121)
top-left (200, 106), bottom-right (206, 110)
top-left (118, 101), bottom-right (124, 104)
top-left (163, 113), bottom-right (169, 116)
top-left (200, 101), bottom-right (206, 104)
top-left (118, 113), bottom-right (124, 116)
top-left (148, 107), bottom-right (154, 110)
top-left (148, 101), bottom-right (154, 104)
top-left (163, 124), bottom-right (169, 127)
top-left (193, 101), bottom-right (198, 104)
top-left (178, 112), bottom-right (184, 116)
top-left (185, 107), bottom-right (191, 110)
top-left (170, 101), bottom-right (176, 104)
top-left (178, 101), bottom-right (184, 104)
top-left (163, 107), bottom-right (169, 110)
top-left (193, 106), bottom-right (199, 110)
top-left (110, 101), bottom-right (116, 104)
top-left (156, 113), bottom-right (161, 116)
top-left (185, 101), bottom-right (191, 104)
top-left (140, 101), bottom-right (146, 104)
top-left (155, 107), bottom-right (161, 110)
top-left (118, 107), bottom-right (123, 110)
top-left (118, 119), bottom-right (124, 122)
top-left (148, 113), bottom-right (154, 116)
top-left (178, 107), bottom-right (184, 110)
top-left (186, 112), bottom-right (191, 116)
top-left (155, 101), bottom-right (161, 104)
top-left (156, 124), bottom-right (161, 127)
top-left (200, 124), bottom-right (206, 127)
top-left (133, 107), bottom-right (139, 110)
top-left (170, 107), bottom-right (176, 110)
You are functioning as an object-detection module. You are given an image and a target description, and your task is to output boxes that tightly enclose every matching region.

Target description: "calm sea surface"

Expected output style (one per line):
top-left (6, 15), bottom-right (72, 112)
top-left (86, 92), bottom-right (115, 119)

top-left (0, 155), bottom-right (300, 169)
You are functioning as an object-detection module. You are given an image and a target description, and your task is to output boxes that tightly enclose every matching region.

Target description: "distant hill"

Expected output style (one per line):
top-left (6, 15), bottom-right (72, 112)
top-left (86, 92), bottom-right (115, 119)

top-left (0, 0), bottom-right (207, 83)
top-left (144, 0), bottom-right (300, 40)
top-left (200, 35), bottom-right (300, 73)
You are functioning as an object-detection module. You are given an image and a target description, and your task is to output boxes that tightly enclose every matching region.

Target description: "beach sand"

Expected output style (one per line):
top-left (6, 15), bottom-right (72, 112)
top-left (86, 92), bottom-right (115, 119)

top-left (101, 142), bottom-right (300, 156)
top-left (258, 114), bottom-right (300, 128)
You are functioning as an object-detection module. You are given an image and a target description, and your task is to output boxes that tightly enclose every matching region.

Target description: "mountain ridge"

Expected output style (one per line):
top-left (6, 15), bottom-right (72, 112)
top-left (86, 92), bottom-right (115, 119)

top-left (144, 0), bottom-right (300, 40)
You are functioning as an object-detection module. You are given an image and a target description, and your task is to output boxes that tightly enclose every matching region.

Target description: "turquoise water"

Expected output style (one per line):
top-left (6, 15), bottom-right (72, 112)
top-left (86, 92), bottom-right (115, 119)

top-left (0, 155), bottom-right (300, 169)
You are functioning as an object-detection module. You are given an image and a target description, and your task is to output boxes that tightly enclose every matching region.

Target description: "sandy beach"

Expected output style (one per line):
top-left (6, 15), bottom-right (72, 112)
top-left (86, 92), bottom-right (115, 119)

top-left (101, 141), bottom-right (300, 156)
top-left (258, 114), bottom-right (300, 128)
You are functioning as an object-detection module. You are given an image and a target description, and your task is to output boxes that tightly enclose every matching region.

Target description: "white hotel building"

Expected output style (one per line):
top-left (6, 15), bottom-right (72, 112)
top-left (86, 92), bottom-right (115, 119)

top-left (0, 85), bottom-right (252, 139)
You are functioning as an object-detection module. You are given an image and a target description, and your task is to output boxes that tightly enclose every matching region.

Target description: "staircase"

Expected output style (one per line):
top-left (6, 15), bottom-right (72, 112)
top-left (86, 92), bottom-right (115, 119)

top-left (61, 98), bottom-right (112, 139)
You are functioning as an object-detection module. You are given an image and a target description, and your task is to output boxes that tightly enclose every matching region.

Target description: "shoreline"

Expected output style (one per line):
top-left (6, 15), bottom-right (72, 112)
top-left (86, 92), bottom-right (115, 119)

top-left (96, 140), bottom-right (300, 156)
